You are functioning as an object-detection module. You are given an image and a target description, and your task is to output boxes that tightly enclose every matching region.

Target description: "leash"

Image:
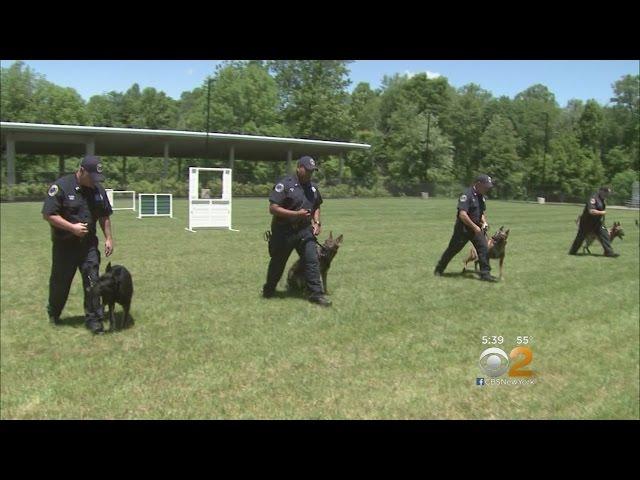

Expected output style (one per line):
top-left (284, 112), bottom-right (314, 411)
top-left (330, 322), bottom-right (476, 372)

top-left (312, 235), bottom-right (329, 252)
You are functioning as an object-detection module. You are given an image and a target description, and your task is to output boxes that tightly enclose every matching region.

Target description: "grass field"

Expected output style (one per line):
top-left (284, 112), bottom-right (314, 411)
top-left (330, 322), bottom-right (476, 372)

top-left (1, 197), bottom-right (638, 419)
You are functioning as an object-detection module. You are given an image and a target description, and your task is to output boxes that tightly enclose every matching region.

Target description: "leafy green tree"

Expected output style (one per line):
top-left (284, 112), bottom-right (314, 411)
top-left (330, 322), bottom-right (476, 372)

top-left (176, 87), bottom-right (205, 131)
top-left (610, 169), bottom-right (639, 204)
top-left (557, 99), bottom-right (584, 134)
top-left (208, 61), bottom-right (286, 136)
top-left (578, 99), bottom-right (604, 153)
top-left (609, 74), bottom-right (639, 162)
top-left (444, 83), bottom-right (493, 183)
top-left (0, 61), bottom-right (41, 122)
top-left (87, 91), bottom-right (125, 127)
top-left (31, 82), bottom-right (87, 124)
top-left (383, 101), bottom-right (453, 192)
top-left (479, 115), bottom-right (523, 198)
top-left (121, 83), bottom-right (142, 127)
top-left (512, 84), bottom-right (559, 159)
top-left (269, 60), bottom-right (354, 141)
top-left (537, 133), bottom-right (605, 199)
top-left (349, 82), bottom-right (380, 133)
top-left (603, 146), bottom-right (635, 177)
top-left (137, 87), bottom-right (177, 129)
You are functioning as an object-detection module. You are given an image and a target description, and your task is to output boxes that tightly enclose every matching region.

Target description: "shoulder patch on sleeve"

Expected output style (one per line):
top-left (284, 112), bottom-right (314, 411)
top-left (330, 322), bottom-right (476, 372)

top-left (275, 183), bottom-right (284, 193)
top-left (459, 194), bottom-right (467, 202)
top-left (48, 184), bottom-right (59, 197)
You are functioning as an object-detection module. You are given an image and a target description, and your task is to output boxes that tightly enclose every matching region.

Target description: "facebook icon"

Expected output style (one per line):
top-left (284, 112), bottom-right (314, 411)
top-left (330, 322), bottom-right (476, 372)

top-left (476, 378), bottom-right (486, 386)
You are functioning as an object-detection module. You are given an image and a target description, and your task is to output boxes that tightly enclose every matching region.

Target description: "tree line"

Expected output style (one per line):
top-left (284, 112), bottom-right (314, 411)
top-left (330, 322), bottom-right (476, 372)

top-left (1, 60), bottom-right (638, 202)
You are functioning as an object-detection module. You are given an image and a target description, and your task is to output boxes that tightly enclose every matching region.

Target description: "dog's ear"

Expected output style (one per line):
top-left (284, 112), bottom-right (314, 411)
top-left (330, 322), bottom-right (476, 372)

top-left (505, 229), bottom-right (510, 236)
top-left (106, 262), bottom-right (112, 272)
top-left (329, 231), bottom-right (333, 240)
top-left (336, 234), bottom-right (343, 245)
top-left (499, 225), bottom-right (504, 231)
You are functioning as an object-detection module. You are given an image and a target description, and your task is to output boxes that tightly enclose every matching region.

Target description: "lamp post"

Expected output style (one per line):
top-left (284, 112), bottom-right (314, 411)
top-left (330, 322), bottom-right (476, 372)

top-left (542, 111), bottom-right (550, 198)
top-left (205, 76), bottom-right (212, 166)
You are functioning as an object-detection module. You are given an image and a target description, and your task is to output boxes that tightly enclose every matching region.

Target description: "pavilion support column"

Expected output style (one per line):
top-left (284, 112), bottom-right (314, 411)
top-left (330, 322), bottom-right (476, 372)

top-left (122, 156), bottom-right (127, 186)
top-left (286, 149), bottom-right (292, 174)
top-left (163, 142), bottom-right (170, 179)
top-left (85, 139), bottom-right (95, 156)
top-left (229, 146), bottom-right (235, 170)
top-left (58, 155), bottom-right (66, 177)
top-left (6, 134), bottom-right (16, 187)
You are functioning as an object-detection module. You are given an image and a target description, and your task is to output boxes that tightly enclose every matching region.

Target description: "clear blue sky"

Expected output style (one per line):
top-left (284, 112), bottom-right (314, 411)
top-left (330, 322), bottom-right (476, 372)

top-left (2, 60), bottom-right (638, 107)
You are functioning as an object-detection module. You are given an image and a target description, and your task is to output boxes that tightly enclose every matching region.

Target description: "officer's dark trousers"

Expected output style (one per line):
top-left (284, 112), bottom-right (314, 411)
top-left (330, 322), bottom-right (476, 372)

top-left (569, 224), bottom-right (614, 255)
top-left (265, 226), bottom-right (324, 298)
top-left (436, 222), bottom-right (491, 274)
top-left (47, 240), bottom-right (103, 323)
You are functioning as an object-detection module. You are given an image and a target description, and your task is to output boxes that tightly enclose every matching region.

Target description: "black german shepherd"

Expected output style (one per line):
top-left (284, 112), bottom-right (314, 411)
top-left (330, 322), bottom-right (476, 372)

top-left (287, 231), bottom-right (343, 294)
top-left (87, 262), bottom-right (133, 331)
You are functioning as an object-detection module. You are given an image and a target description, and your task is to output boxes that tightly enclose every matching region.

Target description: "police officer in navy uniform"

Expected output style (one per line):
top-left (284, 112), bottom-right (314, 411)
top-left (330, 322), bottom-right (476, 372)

top-left (42, 155), bottom-right (114, 334)
top-left (263, 155), bottom-right (332, 306)
top-left (434, 174), bottom-right (499, 282)
top-left (569, 186), bottom-right (619, 257)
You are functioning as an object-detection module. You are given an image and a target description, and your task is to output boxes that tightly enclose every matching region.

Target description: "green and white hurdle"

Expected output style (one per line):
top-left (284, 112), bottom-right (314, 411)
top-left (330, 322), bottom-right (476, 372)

top-left (137, 193), bottom-right (173, 219)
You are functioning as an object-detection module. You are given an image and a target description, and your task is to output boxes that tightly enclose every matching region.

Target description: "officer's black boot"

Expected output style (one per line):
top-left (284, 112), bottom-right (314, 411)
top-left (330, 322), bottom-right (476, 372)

top-left (480, 273), bottom-right (499, 283)
top-left (47, 306), bottom-right (61, 326)
top-left (262, 285), bottom-right (276, 298)
top-left (309, 295), bottom-right (332, 307)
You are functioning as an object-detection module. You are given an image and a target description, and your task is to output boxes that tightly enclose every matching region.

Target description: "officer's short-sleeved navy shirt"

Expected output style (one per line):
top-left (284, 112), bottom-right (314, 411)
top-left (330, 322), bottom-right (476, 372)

top-left (269, 175), bottom-right (323, 227)
top-left (581, 192), bottom-right (605, 230)
top-left (42, 174), bottom-right (113, 242)
top-left (456, 186), bottom-right (485, 225)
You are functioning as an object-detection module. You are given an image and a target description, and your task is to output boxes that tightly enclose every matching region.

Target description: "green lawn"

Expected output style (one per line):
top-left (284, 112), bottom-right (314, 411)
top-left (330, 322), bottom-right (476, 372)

top-left (1, 197), bottom-right (638, 419)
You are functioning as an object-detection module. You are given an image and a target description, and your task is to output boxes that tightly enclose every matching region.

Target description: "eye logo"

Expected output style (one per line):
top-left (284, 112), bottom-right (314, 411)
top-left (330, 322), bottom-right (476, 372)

top-left (479, 346), bottom-right (534, 378)
top-left (479, 348), bottom-right (510, 377)
top-left (96, 163), bottom-right (103, 173)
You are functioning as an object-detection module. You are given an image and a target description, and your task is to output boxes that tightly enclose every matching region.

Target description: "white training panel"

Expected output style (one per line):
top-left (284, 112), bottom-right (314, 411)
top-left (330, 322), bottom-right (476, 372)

top-left (186, 167), bottom-right (236, 231)
top-left (105, 189), bottom-right (136, 211)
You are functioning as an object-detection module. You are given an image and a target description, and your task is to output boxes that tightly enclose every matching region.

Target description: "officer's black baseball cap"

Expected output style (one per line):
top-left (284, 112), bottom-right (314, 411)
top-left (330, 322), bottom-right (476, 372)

top-left (475, 174), bottom-right (494, 188)
top-left (80, 155), bottom-right (105, 183)
top-left (297, 155), bottom-right (318, 171)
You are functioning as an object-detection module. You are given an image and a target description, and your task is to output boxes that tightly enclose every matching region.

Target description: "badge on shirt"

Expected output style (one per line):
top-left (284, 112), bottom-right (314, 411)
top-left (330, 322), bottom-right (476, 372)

top-left (68, 195), bottom-right (75, 200)
top-left (311, 186), bottom-right (316, 193)
top-left (48, 185), bottom-right (59, 197)
top-left (275, 183), bottom-right (284, 193)
top-left (459, 194), bottom-right (467, 202)
top-left (590, 198), bottom-right (596, 204)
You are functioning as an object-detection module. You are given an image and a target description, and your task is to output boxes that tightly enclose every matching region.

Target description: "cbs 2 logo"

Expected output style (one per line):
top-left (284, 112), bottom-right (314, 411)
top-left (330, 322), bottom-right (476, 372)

top-left (479, 346), bottom-right (533, 377)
